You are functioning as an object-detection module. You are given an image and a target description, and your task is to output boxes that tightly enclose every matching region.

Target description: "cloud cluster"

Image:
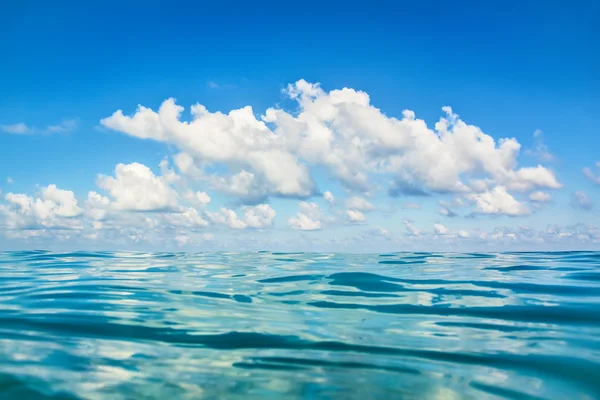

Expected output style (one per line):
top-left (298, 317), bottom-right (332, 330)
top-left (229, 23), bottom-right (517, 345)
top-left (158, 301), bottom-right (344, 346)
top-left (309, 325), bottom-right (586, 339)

top-left (101, 80), bottom-right (560, 216)
top-left (3, 80), bottom-right (589, 251)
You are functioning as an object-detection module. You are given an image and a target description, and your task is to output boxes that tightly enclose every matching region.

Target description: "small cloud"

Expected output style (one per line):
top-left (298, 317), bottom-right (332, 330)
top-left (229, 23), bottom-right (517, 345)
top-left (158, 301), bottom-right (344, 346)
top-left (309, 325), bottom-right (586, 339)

top-left (1, 123), bottom-right (31, 134)
top-left (202, 233), bottom-right (215, 241)
top-left (439, 208), bottom-right (457, 217)
top-left (323, 190), bottom-right (335, 205)
top-left (570, 191), bottom-right (593, 211)
top-left (582, 162), bottom-right (600, 185)
top-left (1, 119), bottom-right (79, 135)
top-left (404, 220), bottom-right (422, 236)
top-left (526, 129), bottom-right (556, 163)
top-left (207, 80), bottom-right (237, 89)
top-left (529, 191), bottom-right (552, 203)
top-left (346, 196), bottom-right (374, 211)
top-left (46, 118), bottom-right (79, 134)
top-left (389, 179), bottom-right (429, 197)
top-left (401, 202), bottom-right (421, 209)
top-left (6, 177), bottom-right (13, 184)
top-left (457, 230), bottom-right (470, 238)
top-left (346, 209), bottom-right (366, 223)
top-left (434, 223), bottom-right (449, 235)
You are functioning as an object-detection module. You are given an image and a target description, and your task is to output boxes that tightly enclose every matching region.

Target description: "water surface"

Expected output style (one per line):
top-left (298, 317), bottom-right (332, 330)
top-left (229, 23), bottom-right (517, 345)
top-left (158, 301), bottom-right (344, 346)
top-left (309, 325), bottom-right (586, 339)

top-left (1, 251), bottom-right (599, 399)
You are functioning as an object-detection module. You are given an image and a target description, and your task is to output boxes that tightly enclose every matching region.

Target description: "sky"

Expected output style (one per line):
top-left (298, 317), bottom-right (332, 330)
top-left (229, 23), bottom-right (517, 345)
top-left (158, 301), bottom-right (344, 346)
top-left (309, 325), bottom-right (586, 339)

top-left (0, 0), bottom-right (598, 252)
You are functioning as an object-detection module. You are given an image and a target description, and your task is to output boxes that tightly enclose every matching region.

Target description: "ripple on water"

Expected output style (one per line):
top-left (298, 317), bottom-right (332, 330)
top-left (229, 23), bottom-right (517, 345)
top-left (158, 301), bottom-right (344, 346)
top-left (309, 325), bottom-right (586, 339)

top-left (0, 251), bottom-right (599, 399)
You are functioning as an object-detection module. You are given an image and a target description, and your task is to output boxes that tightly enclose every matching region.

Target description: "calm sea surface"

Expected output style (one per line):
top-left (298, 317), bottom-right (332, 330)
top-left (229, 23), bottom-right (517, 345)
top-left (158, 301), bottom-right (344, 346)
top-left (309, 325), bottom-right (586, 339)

top-left (1, 251), bottom-right (599, 399)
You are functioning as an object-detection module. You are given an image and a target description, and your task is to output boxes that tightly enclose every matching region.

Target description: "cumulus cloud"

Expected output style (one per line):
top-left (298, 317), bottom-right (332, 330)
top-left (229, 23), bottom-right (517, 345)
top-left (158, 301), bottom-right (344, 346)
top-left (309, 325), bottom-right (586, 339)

top-left (346, 196), bottom-right (374, 211)
top-left (433, 223), bottom-right (449, 235)
top-left (458, 230), bottom-right (470, 238)
top-left (208, 204), bottom-right (275, 229)
top-left (346, 209), bottom-right (366, 223)
top-left (96, 163), bottom-right (180, 211)
top-left (439, 208), bottom-right (457, 217)
top-left (101, 80), bottom-right (560, 206)
top-left (529, 191), bottom-right (552, 203)
top-left (467, 186), bottom-right (530, 216)
top-left (0, 185), bottom-right (82, 230)
top-left (583, 162), bottom-right (600, 185)
top-left (323, 191), bottom-right (335, 205)
top-left (570, 191), bottom-right (593, 211)
top-left (288, 202), bottom-right (322, 230)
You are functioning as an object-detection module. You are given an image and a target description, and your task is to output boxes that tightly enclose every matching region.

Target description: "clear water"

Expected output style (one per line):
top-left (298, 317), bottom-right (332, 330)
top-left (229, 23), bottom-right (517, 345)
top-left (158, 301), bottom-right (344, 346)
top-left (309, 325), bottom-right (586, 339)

top-left (1, 251), bottom-right (599, 399)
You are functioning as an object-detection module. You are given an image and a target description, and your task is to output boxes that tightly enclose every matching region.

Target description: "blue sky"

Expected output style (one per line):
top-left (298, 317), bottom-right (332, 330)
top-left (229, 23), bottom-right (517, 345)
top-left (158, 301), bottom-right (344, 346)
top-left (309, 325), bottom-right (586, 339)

top-left (0, 0), bottom-right (598, 251)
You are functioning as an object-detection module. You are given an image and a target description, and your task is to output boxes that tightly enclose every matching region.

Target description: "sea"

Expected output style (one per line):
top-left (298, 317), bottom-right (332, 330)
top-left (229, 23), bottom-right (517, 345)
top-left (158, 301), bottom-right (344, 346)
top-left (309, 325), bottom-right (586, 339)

top-left (0, 251), bottom-right (599, 399)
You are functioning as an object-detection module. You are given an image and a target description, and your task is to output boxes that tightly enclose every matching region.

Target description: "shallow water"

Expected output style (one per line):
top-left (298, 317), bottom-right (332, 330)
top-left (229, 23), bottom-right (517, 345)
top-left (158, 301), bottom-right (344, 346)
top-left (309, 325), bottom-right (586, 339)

top-left (1, 251), bottom-right (599, 399)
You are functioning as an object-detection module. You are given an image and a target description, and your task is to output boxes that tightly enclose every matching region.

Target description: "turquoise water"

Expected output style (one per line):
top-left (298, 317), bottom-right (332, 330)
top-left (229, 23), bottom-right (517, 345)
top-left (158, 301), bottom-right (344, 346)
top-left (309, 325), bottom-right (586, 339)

top-left (1, 251), bottom-right (599, 399)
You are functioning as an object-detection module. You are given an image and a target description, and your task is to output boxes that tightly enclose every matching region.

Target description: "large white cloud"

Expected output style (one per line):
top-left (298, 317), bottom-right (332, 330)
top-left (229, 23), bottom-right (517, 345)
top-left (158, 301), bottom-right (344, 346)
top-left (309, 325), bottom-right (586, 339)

top-left (101, 80), bottom-right (561, 205)
top-left (467, 186), bottom-right (530, 216)
top-left (96, 163), bottom-right (180, 212)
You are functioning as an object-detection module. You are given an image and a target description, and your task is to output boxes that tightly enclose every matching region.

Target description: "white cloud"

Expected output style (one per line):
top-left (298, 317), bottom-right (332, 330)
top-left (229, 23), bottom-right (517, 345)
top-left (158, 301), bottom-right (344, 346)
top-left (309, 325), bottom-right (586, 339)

top-left (404, 220), bottom-right (422, 236)
top-left (1, 185), bottom-right (82, 230)
top-left (1, 123), bottom-right (31, 134)
top-left (207, 208), bottom-right (246, 229)
top-left (45, 119), bottom-right (79, 134)
top-left (195, 191), bottom-right (211, 205)
top-left (288, 202), bottom-right (322, 230)
top-left (85, 191), bottom-right (110, 222)
top-left (243, 204), bottom-right (276, 228)
top-left (402, 202), bottom-right (421, 209)
top-left (323, 191), bottom-right (335, 205)
top-left (458, 230), bottom-right (470, 238)
top-left (526, 129), bottom-right (556, 162)
top-left (346, 196), bottom-right (374, 211)
top-left (433, 223), bottom-right (449, 235)
top-left (346, 209), bottom-right (366, 222)
top-left (208, 204), bottom-right (275, 229)
top-left (529, 191), bottom-right (552, 203)
top-left (1, 119), bottom-right (78, 135)
top-left (96, 163), bottom-right (179, 211)
top-left (101, 80), bottom-right (560, 204)
top-left (163, 207), bottom-right (209, 228)
top-left (41, 185), bottom-right (82, 217)
top-left (583, 162), bottom-right (600, 185)
top-left (439, 208), bottom-right (457, 217)
top-left (6, 177), bottom-right (13, 184)
top-left (467, 186), bottom-right (530, 216)
top-left (570, 191), bottom-right (593, 211)
top-left (101, 99), bottom-right (315, 199)
top-left (500, 166), bottom-right (561, 192)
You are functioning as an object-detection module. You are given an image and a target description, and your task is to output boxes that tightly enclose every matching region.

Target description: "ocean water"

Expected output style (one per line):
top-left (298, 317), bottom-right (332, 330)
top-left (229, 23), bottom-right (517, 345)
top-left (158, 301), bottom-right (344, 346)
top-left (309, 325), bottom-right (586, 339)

top-left (0, 251), bottom-right (599, 399)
